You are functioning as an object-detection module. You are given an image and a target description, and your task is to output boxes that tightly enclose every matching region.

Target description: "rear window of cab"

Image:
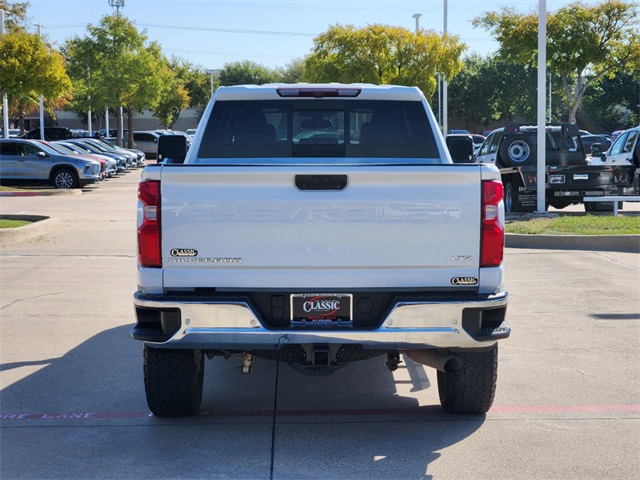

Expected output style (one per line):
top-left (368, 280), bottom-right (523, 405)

top-left (194, 100), bottom-right (441, 164)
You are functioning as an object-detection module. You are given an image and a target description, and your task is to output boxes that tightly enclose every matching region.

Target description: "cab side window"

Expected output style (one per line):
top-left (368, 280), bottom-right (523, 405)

top-left (622, 131), bottom-right (638, 153)
top-left (609, 133), bottom-right (628, 156)
top-left (478, 134), bottom-right (494, 156)
top-left (488, 132), bottom-right (503, 154)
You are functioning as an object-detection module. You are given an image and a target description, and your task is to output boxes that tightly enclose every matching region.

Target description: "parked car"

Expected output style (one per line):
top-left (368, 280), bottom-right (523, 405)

top-left (64, 138), bottom-right (129, 173)
top-left (1, 128), bottom-right (21, 137)
top-left (54, 141), bottom-right (118, 178)
top-left (591, 127), bottom-right (639, 166)
top-left (80, 138), bottom-right (142, 168)
top-left (36, 140), bottom-right (108, 180)
top-left (23, 127), bottom-right (91, 141)
top-left (581, 134), bottom-right (612, 154)
top-left (590, 125), bottom-right (640, 196)
top-left (0, 138), bottom-right (101, 188)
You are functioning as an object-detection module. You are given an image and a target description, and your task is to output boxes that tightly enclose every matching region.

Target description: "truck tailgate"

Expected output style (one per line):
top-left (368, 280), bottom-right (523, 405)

top-left (159, 165), bottom-right (482, 290)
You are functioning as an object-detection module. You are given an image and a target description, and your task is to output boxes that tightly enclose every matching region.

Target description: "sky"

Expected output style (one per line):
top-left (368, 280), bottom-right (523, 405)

top-left (20, 0), bottom-right (596, 71)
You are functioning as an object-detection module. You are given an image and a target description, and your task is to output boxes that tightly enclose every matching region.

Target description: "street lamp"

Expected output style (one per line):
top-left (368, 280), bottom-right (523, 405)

top-left (35, 23), bottom-right (45, 140)
top-left (412, 13), bottom-right (422, 32)
top-left (206, 69), bottom-right (220, 99)
top-left (1, 9), bottom-right (9, 138)
top-left (442, 0), bottom-right (448, 135)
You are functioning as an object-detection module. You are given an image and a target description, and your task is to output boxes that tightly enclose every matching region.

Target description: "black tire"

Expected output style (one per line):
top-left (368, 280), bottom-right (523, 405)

top-left (144, 346), bottom-right (204, 417)
top-left (437, 344), bottom-right (498, 414)
top-left (504, 181), bottom-right (515, 213)
top-left (499, 133), bottom-right (535, 167)
top-left (52, 168), bottom-right (78, 189)
top-left (503, 178), bottom-right (535, 213)
top-left (634, 140), bottom-right (640, 168)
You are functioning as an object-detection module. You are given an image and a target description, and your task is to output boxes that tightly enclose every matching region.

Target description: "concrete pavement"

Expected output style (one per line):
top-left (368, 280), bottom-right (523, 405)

top-left (1, 169), bottom-right (638, 479)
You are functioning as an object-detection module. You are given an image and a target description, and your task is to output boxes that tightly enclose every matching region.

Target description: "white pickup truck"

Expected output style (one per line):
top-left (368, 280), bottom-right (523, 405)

top-left (132, 84), bottom-right (510, 417)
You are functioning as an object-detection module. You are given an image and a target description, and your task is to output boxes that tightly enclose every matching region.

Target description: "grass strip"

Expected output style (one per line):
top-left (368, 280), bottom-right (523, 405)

top-left (0, 219), bottom-right (32, 229)
top-left (506, 215), bottom-right (640, 235)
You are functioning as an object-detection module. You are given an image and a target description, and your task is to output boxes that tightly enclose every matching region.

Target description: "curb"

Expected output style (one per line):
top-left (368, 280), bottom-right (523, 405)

top-left (0, 190), bottom-right (82, 197)
top-left (506, 233), bottom-right (640, 253)
top-left (0, 215), bottom-right (63, 246)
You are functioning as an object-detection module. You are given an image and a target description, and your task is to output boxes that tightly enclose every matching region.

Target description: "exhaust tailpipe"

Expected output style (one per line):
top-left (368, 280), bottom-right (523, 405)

top-left (403, 350), bottom-right (463, 373)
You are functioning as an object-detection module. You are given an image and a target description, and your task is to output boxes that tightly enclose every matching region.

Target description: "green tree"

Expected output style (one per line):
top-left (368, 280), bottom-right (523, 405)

top-left (218, 60), bottom-right (280, 86)
top-left (277, 58), bottom-right (306, 83)
top-left (151, 60), bottom-right (191, 129)
top-left (122, 42), bottom-right (171, 138)
top-left (474, 0), bottom-right (640, 123)
top-left (448, 55), bottom-right (498, 131)
top-left (579, 70), bottom-right (640, 131)
top-left (150, 56), bottom-right (209, 128)
top-left (0, 0), bottom-right (28, 32)
top-left (454, 54), bottom-right (543, 126)
top-left (303, 24), bottom-right (466, 98)
top-left (169, 58), bottom-right (210, 109)
top-left (0, 30), bottom-right (72, 131)
top-left (64, 15), bottom-right (167, 146)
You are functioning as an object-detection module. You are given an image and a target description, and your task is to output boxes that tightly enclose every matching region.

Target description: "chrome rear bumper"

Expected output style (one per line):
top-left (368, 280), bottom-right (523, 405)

top-left (133, 290), bottom-right (509, 350)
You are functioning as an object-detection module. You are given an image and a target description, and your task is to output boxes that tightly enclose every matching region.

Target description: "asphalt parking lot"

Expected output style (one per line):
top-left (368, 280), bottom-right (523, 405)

top-left (1, 169), bottom-right (639, 479)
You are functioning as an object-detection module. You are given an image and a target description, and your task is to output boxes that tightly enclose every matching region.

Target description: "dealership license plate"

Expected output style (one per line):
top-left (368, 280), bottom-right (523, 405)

top-left (290, 294), bottom-right (353, 324)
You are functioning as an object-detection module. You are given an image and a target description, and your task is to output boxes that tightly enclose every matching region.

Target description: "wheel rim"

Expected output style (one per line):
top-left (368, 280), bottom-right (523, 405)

top-left (55, 172), bottom-right (74, 188)
top-left (508, 141), bottom-right (531, 163)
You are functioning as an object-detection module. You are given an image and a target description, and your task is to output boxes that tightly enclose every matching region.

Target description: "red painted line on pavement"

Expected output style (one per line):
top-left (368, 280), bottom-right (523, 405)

top-left (491, 404), bottom-right (640, 414)
top-left (1, 405), bottom-right (639, 421)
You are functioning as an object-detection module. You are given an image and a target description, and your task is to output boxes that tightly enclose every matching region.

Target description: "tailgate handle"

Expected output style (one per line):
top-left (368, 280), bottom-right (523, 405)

top-left (295, 175), bottom-right (347, 191)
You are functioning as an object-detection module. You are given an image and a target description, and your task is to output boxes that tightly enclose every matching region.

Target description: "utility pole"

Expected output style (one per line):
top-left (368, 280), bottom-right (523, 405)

top-left (87, 67), bottom-right (92, 135)
top-left (412, 13), bottom-right (422, 32)
top-left (108, 0), bottom-right (125, 15)
top-left (536, 0), bottom-right (547, 213)
top-left (548, 73), bottom-right (552, 123)
top-left (442, 0), bottom-right (448, 136)
top-left (35, 23), bottom-right (45, 140)
top-left (108, 1), bottom-right (125, 144)
top-left (1, 9), bottom-right (9, 138)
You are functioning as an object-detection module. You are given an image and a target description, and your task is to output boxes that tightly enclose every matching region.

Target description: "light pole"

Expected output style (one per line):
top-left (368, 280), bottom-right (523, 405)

top-left (436, 72), bottom-right (442, 130)
top-left (35, 23), bottom-right (45, 140)
top-left (206, 69), bottom-right (220, 99)
top-left (87, 66), bottom-right (92, 135)
top-left (412, 13), bottom-right (422, 32)
top-left (548, 72), bottom-right (552, 123)
top-left (442, 0), bottom-right (448, 135)
top-left (536, 0), bottom-right (547, 213)
top-left (1, 9), bottom-right (9, 138)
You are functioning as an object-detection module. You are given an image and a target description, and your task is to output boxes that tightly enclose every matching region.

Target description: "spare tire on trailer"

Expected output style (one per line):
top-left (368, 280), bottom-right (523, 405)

top-left (498, 133), bottom-right (536, 167)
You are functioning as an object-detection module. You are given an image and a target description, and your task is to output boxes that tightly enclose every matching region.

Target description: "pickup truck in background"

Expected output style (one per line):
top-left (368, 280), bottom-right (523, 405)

top-left (476, 123), bottom-right (635, 212)
top-left (132, 84), bottom-right (510, 417)
top-left (590, 125), bottom-right (640, 197)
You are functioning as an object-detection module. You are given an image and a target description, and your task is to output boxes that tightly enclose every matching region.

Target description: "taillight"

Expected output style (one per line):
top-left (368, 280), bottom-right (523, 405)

top-left (481, 180), bottom-right (504, 268)
top-left (138, 180), bottom-right (161, 268)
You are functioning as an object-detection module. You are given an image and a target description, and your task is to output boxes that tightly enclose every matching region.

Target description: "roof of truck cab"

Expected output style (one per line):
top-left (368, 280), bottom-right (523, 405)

top-left (212, 83), bottom-right (426, 102)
